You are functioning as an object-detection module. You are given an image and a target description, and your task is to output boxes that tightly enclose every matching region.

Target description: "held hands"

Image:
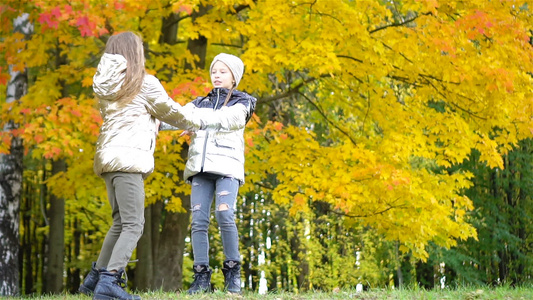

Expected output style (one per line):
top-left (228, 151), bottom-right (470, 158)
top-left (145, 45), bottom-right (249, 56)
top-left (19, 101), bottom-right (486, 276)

top-left (180, 130), bottom-right (192, 137)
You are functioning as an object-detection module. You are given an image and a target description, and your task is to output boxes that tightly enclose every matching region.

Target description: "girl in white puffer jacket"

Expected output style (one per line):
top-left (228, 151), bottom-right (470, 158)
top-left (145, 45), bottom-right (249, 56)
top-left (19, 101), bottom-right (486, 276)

top-left (162, 53), bottom-right (256, 295)
top-left (80, 32), bottom-right (244, 300)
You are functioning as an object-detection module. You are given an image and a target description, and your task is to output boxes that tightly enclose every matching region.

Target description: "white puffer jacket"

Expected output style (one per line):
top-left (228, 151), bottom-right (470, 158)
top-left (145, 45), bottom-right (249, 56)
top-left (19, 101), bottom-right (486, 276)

top-left (161, 88), bottom-right (256, 185)
top-left (93, 53), bottom-right (247, 178)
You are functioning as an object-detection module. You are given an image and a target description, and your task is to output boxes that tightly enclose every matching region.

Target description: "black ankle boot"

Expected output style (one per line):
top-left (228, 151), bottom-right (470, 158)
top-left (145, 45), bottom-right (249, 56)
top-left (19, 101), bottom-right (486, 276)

top-left (222, 260), bottom-right (241, 294)
top-left (79, 262), bottom-right (102, 295)
top-left (187, 265), bottom-right (212, 294)
top-left (93, 269), bottom-right (141, 300)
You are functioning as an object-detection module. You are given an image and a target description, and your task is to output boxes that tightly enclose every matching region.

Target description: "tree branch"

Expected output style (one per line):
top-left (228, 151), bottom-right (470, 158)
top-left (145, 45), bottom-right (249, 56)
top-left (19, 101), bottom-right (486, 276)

top-left (298, 92), bottom-right (358, 146)
top-left (210, 42), bottom-right (242, 48)
top-left (370, 12), bottom-right (432, 34)
top-left (254, 181), bottom-right (275, 190)
top-left (233, 3), bottom-right (253, 13)
top-left (162, 14), bottom-right (191, 31)
top-left (337, 55), bottom-right (363, 64)
top-left (425, 79), bottom-right (487, 121)
top-left (329, 201), bottom-right (407, 218)
top-left (258, 76), bottom-right (321, 104)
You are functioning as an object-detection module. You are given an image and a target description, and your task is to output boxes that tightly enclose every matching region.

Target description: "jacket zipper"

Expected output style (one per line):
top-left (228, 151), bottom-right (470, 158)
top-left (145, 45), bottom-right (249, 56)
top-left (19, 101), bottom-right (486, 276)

top-left (200, 89), bottom-right (220, 172)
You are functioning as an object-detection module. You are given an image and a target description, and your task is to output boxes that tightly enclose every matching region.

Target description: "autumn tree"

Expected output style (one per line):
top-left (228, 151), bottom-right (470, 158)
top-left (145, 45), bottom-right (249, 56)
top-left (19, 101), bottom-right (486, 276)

top-left (1, 0), bottom-right (107, 294)
top-left (1, 0), bottom-right (533, 294)
top-left (0, 12), bottom-right (31, 297)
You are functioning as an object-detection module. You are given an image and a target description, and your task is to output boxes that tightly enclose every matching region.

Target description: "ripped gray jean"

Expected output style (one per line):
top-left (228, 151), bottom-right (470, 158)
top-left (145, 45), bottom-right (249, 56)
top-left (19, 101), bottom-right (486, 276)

top-left (190, 173), bottom-right (240, 265)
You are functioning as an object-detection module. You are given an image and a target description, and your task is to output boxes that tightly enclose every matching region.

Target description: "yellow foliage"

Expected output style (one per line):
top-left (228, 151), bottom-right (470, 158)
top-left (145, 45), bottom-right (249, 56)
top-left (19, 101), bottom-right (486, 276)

top-left (2, 0), bottom-right (533, 262)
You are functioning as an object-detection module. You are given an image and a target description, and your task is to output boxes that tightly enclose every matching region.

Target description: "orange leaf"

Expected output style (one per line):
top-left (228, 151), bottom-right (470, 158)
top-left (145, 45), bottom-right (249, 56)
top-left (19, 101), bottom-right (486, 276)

top-left (294, 194), bottom-right (305, 206)
top-left (82, 76), bottom-right (93, 87)
top-left (0, 66), bottom-right (9, 85)
top-left (34, 135), bottom-right (45, 143)
top-left (246, 137), bottom-right (254, 147)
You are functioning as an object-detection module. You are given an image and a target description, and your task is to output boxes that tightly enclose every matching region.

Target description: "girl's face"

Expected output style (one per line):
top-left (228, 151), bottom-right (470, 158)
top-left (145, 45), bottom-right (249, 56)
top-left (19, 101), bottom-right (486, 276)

top-left (211, 61), bottom-right (235, 89)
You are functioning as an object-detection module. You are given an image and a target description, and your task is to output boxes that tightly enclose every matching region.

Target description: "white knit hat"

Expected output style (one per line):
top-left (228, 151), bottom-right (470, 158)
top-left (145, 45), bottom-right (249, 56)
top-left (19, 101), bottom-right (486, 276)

top-left (209, 53), bottom-right (244, 88)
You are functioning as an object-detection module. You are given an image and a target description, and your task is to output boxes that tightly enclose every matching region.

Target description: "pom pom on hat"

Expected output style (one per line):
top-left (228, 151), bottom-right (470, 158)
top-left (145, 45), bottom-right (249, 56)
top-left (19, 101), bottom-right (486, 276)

top-left (210, 53), bottom-right (244, 88)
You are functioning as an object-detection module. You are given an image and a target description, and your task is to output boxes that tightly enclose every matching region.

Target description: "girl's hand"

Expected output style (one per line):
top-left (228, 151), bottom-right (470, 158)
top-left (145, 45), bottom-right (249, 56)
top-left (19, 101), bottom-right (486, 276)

top-left (180, 130), bottom-right (192, 137)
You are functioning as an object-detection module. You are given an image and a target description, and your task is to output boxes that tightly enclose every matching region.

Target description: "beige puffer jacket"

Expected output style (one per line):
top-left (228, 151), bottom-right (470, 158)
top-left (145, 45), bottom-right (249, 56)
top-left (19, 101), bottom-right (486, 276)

top-left (93, 53), bottom-right (247, 178)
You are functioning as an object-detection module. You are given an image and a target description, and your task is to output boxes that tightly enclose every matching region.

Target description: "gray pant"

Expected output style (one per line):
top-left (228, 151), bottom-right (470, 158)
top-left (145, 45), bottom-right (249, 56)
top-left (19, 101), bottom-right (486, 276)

top-left (96, 172), bottom-right (145, 272)
top-left (190, 173), bottom-right (240, 265)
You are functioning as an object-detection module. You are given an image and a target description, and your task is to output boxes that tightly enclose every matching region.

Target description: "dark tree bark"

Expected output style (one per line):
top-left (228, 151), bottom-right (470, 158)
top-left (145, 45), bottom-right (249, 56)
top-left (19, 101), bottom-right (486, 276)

top-left (499, 156), bottom-right (512, 284)
top-left (153, 196), bottom-right (191, 290)
top-left (516, 170), bottom-right (527, 280)
top-left (144, 5), bottom-right (209, 292)
top-left (66, 218), bottom-right (81, 293)
top-left (489, 167), bottom-right (499, 284)
top-left (43, 159), bottom-right (66, 294)
top-left (135, 205), bottom-right (154, 291)
top-left (241, 195), bottom-right (253, 290)
top-left (184, 5), bottom-right (209, 71)
top-left (22, 183), bottom-right (34, 295)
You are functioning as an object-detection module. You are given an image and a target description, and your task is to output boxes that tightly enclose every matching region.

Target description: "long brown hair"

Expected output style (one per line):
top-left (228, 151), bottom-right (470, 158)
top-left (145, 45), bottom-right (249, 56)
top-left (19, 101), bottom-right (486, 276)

top-left (222, 85), bottom-right (235, 107)
top-left (104, 31), bottom-right (146, 105)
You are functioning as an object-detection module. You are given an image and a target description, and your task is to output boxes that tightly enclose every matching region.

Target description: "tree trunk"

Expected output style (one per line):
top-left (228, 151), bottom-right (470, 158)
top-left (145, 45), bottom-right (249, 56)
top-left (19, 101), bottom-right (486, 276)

top-left (0, 97), bottom-right (24, 297)
top-left (22, 183), bottom-right (34, 295)
top-left (185, 5), bottom-right (209, 70)
top-left (44, 159), bottom-right (66, 294)
top-left (151, 201), bottom-right (163, 272)
top-left (516, 169), bottom-right (527, 280)
top-left (0, 13), bottom-right (30, 297)
top-left (153, 199), bottom-right (191, 291)
top-left (489, 168), bottom-right (499, 284)
top-left (135, 205), bottom-right (154, 291)
top-left (241, 195), bottom-right (253, 290)
top-left (395, 241), bottom-right (403, 287)
top-left (499, 156), bottom-right (513, 284)
top-left (152, 143), bottom-right (191, 291)
top-left (148, 5), bottom-right (209, 291)
top-left (290, 223), bottom-right (309, 291)
top-left (67, 218), bottom-right (81, 293)
top-left (267, 218), bottom-right (278, 291)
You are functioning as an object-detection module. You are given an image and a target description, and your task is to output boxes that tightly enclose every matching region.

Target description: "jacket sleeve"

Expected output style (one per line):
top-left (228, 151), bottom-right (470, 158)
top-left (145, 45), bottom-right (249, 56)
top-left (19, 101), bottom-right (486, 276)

top-left (144, 76), bottom-right (247, 131)
top-left (158, 122), bottom-right (179, 131)
top-left (188, 104), bottom-right (248, 131)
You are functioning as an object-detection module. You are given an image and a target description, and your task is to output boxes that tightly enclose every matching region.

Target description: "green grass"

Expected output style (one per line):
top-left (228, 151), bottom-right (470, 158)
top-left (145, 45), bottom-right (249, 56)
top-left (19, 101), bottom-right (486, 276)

top-left (8, 286), bottom-right (533, 299)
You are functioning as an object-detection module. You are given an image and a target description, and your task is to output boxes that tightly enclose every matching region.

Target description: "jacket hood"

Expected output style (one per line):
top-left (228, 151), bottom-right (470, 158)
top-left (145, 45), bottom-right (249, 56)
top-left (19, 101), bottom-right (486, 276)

top-left (93, 53), bottom-right (127, 101)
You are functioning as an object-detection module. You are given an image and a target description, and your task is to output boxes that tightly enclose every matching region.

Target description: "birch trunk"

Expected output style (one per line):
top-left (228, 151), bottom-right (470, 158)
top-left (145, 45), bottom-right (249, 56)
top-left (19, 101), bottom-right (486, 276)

top-left (0, 13), bottom-right (31, 297)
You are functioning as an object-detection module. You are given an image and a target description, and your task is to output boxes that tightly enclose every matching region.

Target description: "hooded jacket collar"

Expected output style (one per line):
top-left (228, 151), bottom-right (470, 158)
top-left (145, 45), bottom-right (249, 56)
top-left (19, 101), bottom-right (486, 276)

top-left (93, 53), bottom-right (127, 101)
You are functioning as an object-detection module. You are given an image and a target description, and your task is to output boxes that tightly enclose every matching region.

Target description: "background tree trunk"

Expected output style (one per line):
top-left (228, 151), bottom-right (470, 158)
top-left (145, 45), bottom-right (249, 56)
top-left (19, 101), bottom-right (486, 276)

top-left (153, 198), bottom-right (191, 290)
top-left (42, 35), bottom-right (70, 294)
top-left (135, 205), bottom-right (154, 290)
top-left (44, 159), bottom-right (66, 293)
top-left (146, 6), bottom-right (209, 291)
top-left (66, 218), bottom-right (81, 293)
top-left (184, 4), bottom-right (209, 70)
top-left (0, 13), bottom-right (31, 297)
top-left (290, 226), bottom-right (309, 291)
